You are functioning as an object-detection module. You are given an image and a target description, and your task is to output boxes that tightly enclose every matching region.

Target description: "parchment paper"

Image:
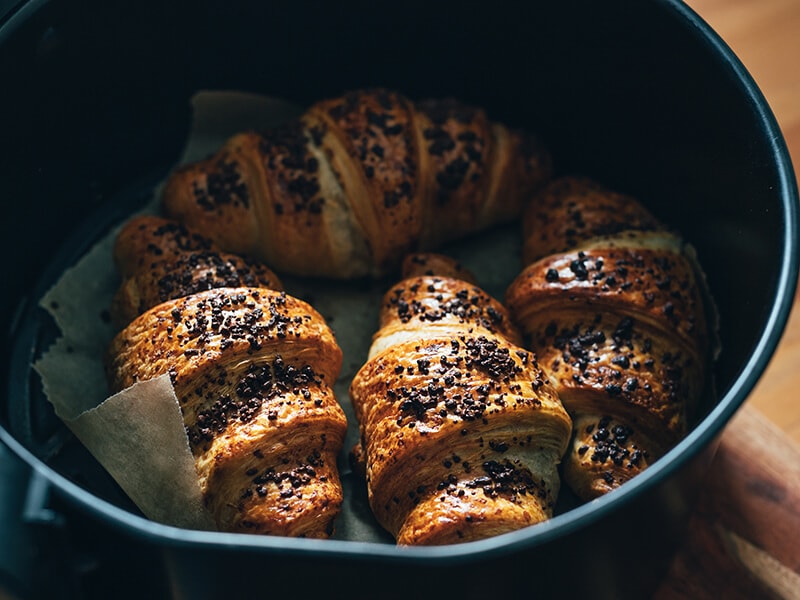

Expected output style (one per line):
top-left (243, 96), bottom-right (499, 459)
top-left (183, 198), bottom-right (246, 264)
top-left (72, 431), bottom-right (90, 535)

top-left (32, 91), bottom-right (524, 538)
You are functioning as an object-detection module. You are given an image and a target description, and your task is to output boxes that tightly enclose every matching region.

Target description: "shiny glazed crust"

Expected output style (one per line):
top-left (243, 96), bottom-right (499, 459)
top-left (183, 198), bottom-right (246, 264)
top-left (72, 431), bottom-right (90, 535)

top-left (505, 176), bottom-right (711, 500)
top-left (111, 215), bottom-right (283, 326)
top-left (106, 218), bottom-right (347, 538)
top-left (106, 287), bottom-right (347, 537)
top-left (162, 89), bottom-right (552, 278)
top-left (350, 253), bottom-right (572, 545)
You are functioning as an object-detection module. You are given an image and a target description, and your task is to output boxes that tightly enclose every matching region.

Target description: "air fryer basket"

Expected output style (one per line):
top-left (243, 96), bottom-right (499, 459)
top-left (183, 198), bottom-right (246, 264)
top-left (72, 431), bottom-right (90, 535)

top-left (1, 0), bottom-right (797, 598)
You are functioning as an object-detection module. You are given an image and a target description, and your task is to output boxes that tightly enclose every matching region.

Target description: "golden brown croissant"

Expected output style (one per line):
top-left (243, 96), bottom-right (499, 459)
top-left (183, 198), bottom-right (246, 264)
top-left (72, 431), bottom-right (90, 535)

top-left (161, 88), bottom-right (552, 278)
top-left (505, 176), bottom-right (712, 501)
top-left (350, 253), bottom-right (572, 545)
top-left (105, 217), bottom-right (347, 537)
top-left (110, 215), bottom-right (283, 326)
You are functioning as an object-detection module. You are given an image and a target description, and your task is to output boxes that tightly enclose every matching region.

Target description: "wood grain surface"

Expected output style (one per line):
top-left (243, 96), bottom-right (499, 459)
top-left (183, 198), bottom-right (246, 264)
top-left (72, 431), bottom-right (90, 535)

top-left (655, 405), bottom-right (800, 599)
top-left (655, 1), bottom-right (800, 598)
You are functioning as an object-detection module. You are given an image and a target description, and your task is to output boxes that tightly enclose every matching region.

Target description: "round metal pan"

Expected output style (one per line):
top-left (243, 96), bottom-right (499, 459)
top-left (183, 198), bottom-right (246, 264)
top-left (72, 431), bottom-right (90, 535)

top-left (1, 1), bottom-right (797, 598)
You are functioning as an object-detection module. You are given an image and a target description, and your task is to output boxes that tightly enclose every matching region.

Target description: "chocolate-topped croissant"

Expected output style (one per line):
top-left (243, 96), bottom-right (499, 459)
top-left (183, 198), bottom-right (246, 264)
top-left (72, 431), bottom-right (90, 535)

top-left (161, 88), bottom-right (552, 278)
top-left (350, 253), bottom-right (572, 545)
top-left (110, 215), bottom-right (283, 326)
top-left (505, 176), bottom-right (713, 501)
top-left (105, 216), bottom-right (347, 537)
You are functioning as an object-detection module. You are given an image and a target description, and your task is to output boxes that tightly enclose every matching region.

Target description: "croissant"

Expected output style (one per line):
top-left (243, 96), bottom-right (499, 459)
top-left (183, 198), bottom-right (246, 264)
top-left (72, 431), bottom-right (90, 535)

top-left (505, 176), bottom-right (712, 501)
top-left (161, 88), bottom-right (552, 278)
top-left (110, 215), bottom-right (283, 326)
top-left (105, 216), bottom-right (347, 537)
top-left (350, 253), bottom-right (572, 545)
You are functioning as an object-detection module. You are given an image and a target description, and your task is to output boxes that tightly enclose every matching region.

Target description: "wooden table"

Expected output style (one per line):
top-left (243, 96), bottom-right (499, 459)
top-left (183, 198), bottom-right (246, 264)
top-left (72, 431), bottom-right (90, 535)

top-left (655, 1), bottom-right (800, 597)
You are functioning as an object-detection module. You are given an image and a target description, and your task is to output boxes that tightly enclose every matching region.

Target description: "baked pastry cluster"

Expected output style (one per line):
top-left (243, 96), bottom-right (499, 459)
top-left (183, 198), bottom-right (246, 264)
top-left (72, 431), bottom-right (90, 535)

top-left (101, 89), bottom-right (713, 544)
top-left (106, 216), bottom-right (347, 538)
